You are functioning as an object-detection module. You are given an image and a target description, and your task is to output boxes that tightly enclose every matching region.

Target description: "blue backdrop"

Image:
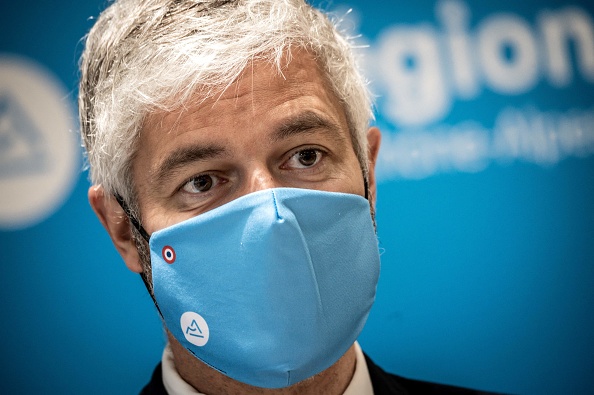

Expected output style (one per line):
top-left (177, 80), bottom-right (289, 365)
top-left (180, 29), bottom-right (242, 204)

top-left (1, 1), bottom-right (593, 394)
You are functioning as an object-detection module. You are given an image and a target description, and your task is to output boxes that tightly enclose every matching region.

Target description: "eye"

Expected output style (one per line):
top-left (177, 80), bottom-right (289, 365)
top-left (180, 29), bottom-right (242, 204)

top-left (284, 148), bottom-right (324, 169)
top-left (181, 174), bottom-right (220, 194)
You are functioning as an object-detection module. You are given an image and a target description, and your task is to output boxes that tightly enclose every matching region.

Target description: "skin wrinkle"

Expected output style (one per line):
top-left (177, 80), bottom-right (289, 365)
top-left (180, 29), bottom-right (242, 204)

top-left (272, 111), bottom-right (344, 144)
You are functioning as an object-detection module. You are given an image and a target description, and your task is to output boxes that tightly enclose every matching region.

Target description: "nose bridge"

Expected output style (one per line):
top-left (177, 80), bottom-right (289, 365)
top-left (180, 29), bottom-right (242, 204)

top-left (245, 164), bottom-right (279, 194)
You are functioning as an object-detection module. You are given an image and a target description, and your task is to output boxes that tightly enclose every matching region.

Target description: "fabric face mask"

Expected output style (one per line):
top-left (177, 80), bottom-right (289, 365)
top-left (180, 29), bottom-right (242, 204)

top-left (148, 187), bottom-right (380, 389)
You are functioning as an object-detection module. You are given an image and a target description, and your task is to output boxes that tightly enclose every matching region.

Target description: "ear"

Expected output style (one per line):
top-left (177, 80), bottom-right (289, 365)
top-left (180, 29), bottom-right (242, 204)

top-left (88, 185), bottom-right (144, 273)
top-left (366, 127), bottom-right (381, 206)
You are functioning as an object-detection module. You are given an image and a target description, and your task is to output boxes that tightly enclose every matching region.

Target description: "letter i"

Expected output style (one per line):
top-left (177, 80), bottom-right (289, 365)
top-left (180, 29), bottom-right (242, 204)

top-left (437, 0), bottom-right (479, 99)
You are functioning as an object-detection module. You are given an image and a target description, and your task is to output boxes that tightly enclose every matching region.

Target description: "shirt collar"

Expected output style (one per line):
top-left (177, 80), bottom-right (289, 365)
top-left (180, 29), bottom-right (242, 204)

top-left (161, 341), bottom-right (374, 395)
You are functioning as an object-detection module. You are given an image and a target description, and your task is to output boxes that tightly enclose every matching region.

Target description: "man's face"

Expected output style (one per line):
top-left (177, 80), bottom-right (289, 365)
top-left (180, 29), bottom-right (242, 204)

top-left (131, 52), bottom-right (373, 234)
top-left (88, 50), bottom-right (381, 388)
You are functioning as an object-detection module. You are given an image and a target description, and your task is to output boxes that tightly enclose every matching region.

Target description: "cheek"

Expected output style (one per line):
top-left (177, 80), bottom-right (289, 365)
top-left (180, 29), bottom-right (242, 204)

top-left (143, 208), bottom-right (191, 234)
top-left (330, 160), bottom-right (366, 197)
top-left (346, 174), bottom-right (366, 197)
top-left (346, 151), bottom-right (367, 193)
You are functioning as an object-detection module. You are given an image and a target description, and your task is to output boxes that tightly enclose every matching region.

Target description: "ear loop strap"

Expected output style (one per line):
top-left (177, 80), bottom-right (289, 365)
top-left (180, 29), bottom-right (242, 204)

top-left (113, 194), bottom-right (164, 318)
top-left (114, 194), bottom-right (151, 243)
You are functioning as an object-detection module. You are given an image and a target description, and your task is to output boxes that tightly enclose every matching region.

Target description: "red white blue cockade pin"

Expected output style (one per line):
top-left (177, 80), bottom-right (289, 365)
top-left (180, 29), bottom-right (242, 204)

top-left (162, 246), bottom-right (176, 264)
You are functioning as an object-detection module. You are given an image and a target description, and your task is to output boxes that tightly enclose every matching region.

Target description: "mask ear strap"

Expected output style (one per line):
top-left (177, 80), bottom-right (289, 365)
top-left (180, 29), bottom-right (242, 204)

top-left (114, 194), bottom-right (151, 243)
top-left (364, 176), bottom-right (369, 201)
top-left (114, 194), bottom-right (164, 318)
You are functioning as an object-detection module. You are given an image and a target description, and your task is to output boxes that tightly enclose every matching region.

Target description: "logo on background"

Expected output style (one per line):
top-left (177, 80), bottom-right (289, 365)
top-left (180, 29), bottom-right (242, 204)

top-left (0, 55), bottom-right (79, 229)
top-left (362, 0), bottom-right (594, 179)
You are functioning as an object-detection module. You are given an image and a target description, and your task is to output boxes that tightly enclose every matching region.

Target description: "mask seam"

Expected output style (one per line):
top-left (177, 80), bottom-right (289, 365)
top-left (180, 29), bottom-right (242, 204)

top-left (286, 197), bottom-right (324, 315)
top-left (271, 189), bottom-right (283, 221)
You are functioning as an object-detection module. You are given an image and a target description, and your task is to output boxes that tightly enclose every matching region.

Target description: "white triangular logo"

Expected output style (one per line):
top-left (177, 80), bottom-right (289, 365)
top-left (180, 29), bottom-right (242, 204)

top-left (0, 92), bottom-right (48, 178)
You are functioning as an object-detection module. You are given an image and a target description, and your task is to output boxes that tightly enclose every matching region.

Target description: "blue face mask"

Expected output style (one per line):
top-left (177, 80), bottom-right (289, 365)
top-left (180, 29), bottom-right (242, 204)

top-left (146, 188), bottom-right (380, 389)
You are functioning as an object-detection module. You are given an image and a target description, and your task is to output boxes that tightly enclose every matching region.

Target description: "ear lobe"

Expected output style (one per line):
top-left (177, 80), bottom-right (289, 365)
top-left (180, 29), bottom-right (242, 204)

top-left (88, 185), bottom-right (144, 273)
top-left (366, 127), bottom-right (381, 206)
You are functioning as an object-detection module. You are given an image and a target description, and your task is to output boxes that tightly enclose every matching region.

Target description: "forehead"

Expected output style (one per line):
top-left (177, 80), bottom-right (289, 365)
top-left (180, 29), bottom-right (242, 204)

top-left (137, 51), bottom-right (349, 165)
top-left (142, 51), bottom-right (343, 132)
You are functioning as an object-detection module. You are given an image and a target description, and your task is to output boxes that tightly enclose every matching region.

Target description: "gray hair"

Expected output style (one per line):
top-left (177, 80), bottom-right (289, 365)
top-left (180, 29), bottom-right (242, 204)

top-left (79, 0), bottom-right (373, 208)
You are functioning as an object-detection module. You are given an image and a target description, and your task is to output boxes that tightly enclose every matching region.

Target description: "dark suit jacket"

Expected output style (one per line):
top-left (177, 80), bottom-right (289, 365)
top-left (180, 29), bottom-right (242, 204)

top-left (140, 354), bottom-right (500, 394)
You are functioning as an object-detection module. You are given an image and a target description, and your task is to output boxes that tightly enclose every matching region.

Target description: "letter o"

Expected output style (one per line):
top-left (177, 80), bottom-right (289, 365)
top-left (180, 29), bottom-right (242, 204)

top-left (477, 14), bottom-right (539, 94)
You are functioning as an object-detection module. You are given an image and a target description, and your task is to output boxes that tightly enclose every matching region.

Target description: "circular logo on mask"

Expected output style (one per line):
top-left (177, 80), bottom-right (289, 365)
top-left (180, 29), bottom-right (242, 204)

top-left (162, 245), bottom-right (176, 264)
top-left (181, 311), bottom-right (209, 347)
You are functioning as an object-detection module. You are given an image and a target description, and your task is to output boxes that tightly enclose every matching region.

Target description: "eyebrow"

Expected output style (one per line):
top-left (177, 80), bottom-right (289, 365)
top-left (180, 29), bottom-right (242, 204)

top-left (154, 145), bottom-right (227, 185)
top-left (271, 111), bottom-right (347, 145)
top-left (153, 111), bottom-right (346, 185)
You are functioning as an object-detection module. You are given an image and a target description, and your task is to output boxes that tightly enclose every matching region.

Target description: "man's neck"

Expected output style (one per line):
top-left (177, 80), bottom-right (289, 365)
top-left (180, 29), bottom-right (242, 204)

top-left (167, 332), bottom-right (357, 395)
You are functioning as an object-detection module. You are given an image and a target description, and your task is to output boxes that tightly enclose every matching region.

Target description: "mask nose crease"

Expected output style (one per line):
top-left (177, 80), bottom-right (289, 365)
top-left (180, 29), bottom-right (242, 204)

top-left (293, 215), bottom-right (324, 315)
top-left (274, 190), bottom-right (324, 314)
top-left (271, 189), bottom-right (283, 221)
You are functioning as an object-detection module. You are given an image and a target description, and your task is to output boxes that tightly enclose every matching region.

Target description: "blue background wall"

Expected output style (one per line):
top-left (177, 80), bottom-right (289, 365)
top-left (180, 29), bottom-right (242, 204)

top-left (1, 1), bottom-right (593, 394)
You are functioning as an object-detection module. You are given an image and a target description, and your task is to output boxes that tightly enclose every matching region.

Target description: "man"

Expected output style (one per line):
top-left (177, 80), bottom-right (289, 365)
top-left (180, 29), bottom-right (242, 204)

top-left (79, 0), bottom-right (497, 394)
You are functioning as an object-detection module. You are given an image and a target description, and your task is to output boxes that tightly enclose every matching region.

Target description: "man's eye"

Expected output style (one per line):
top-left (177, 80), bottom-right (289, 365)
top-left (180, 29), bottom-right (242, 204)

top-left (182, 174), bottom-right (218, 194)
top-left (285, 149), bottom-right (323, 169)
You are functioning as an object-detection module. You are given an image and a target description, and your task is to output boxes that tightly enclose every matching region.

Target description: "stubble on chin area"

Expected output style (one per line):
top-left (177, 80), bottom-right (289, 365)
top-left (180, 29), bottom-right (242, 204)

top-left (166, 331), bottom-right (357, 395)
